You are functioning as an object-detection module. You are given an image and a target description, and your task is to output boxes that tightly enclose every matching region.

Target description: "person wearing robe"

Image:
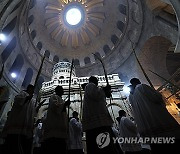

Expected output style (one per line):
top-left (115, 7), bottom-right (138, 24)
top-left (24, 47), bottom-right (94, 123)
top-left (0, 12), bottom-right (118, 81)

top-left (128, 78), bottom-right (180, 154)
top-left (2, 84), bottom-right (35, 154)
top-left (41, 85), bottom-right (70, 154)
top-left (33, 119), bottom-right (43, 154)
top-left (68, 111), bottom-right (84, 154)
top-left (111, 124), bottom-right (124, 154)
top-left (0, 85), bottom-right (9, 151)
top-left (117, 110), bottom-right (142, 154)
top-left (82, 76), bottom-right (118, 154)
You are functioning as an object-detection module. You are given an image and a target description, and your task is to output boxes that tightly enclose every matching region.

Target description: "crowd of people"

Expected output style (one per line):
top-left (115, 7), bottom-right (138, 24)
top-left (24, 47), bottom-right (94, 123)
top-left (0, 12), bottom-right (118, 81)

top-left (0, 76), bottom-right (180, 154)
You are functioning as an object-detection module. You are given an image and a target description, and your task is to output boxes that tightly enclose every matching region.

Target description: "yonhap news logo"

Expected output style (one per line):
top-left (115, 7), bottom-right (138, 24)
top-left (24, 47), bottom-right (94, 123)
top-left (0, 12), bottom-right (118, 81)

top-left (113, 137), bottom-right (175, 144)
top-left (96, 132), bottom-right (110, 149)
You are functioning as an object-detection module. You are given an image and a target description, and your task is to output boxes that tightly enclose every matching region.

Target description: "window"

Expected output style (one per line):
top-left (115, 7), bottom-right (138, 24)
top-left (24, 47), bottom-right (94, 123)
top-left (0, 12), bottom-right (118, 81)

top-left (44, 50), bottom-right (50, 58)
top-left (31, 30), bottom-right (36, 40)
top-left (74, 59), bottom-right (80, 66)
top-left (94, 52), bottom-right (101, 61)
top-left (53, 55), bottom-right (59, 63)
top-left (111, 35), bottom-right (119, 45)
top-left (22, 68), bottom-right (33, 88)
top-left (84, 57), bottom-right (90, 64)
top-left (117, 21), bottom-right (125, 32)
top-left (28, 15), bottom-right (34, 25)
top-left (36, 42), bottom-right (42, 51)
top-left (59, 76), bottom-right (64, 79)
top-left (103, 45), bottom-right (111, 55)
top-left (2, 16), bottom-right (17, 35)
top-left (29, 0), bottom-right (36, 9)
top-left (1, 37), bottom-right (16, 63)
top-left (119, 4), bottom-right (127, 15)
top-left (9, 54), bottom-right (24, 80)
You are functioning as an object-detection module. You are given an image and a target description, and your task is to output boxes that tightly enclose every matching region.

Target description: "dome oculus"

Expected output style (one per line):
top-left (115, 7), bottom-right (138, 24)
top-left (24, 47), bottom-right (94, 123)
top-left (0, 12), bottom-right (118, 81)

top-left (65, 7), bottom-right (82, 26)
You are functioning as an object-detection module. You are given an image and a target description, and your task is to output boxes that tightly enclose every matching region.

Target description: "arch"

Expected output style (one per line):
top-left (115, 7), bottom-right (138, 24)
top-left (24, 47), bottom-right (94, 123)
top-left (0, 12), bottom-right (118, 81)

top-left (53, 55), bottom-right (59, 63)
top-left (74, 59), bottom-right (80, 66)
top-left (146, 0), bottom-right (172, 12)
top-left (31, 30), bottom-right (36, 40)
top-left (29, 0), bottom-right (36, 9)
top-left (117, 21), bottom-right (125, 32)
top-left (84, 57), bottom-right (91, 65)
top-left (2, 16), bottom-right (17, 35)
top-left (107, 103), bottom-right (124, 121)
top-left (94, 52), bottom-right (101, 61)
top-left (118, 4), bottom-right (127, 15)
top-left (44, 50), bottom-right (50, 58)
top-left (9, 54), bottom-right (24, 79)
top-left (139, 36), bottom-right (172, 85)
top-left (22, 68), bottom-right (33, 88)
top-left (103, 45), bottom-right (111, 55)
top-left (28, 15), bottom-right (34, 25)
top-left (59, 76), bottom-right (64, 79)
top-left (107, 103), bottom-right (123, 109)
top-left (36, 42), bottom-right (42, 51)
top-left (1, 37), bottom-right (17, 63)
top-left (111, 35), bottom-right (119, 45)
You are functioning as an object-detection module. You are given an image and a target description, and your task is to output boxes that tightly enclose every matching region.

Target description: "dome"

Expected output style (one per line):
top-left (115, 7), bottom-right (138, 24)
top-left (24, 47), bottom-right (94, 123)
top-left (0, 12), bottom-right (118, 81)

top-left (0, 0), bottom-right (179, 92)
top-left (19, 0), bottom-right (140, 72)
top-left (0, 0), bottom-right (180, 144)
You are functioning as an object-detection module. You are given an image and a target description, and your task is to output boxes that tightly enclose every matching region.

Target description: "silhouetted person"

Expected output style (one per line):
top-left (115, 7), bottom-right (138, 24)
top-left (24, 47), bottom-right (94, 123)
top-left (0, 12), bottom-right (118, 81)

top-left (68, 111), bottom-right (84, 154)
top-left (82, 76), bottom-right (118, 154)
top-left (41, 85), bottom-right (70, 154)
top-left (111, 124), bottom-right (124, 154)
top-left (128, 78), bottom-right (180, 154)
top-left (117, 110), bottom-right (142, 154)
top-left (2, 84), bottom-right (35, 154)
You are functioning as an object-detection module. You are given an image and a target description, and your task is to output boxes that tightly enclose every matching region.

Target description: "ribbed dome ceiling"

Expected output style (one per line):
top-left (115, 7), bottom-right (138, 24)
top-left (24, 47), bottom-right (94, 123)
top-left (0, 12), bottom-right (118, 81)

top-left (2, 0), bottom-right (179, 92)
top-left (25, 0), bottom-right (129, 66)
top-left (15, 0), bottom-right (144, 79)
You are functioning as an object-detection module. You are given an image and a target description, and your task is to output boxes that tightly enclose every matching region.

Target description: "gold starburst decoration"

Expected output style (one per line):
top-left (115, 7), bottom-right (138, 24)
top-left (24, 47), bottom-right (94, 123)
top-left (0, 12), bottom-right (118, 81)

top-left (45, 0), bottom-right (105, 48)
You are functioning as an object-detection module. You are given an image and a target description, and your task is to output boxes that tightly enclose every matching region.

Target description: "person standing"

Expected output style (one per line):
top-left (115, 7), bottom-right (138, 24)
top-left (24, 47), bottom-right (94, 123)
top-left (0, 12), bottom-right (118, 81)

top-left (111, 124), bottom-right (124, 154)
top-left (2, 84), bottom-right (35, 154)
top-left (68, 111), bottom-right (84, 154)
top-left (128, 78), bottom-right (180, 154)
top-left (117, 110), bottom-right (142, 154)
top-left (82, 76), bottom-right (118, 154)
top-left (33, 119), bottom-right (43, 154)
top-left (41, 85), bottom-right (70, 154)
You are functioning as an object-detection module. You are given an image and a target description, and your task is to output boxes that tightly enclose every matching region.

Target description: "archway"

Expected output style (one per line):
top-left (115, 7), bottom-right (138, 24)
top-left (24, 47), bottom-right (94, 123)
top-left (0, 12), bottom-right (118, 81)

top-left (138, 36), bottom-right (172, 87)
